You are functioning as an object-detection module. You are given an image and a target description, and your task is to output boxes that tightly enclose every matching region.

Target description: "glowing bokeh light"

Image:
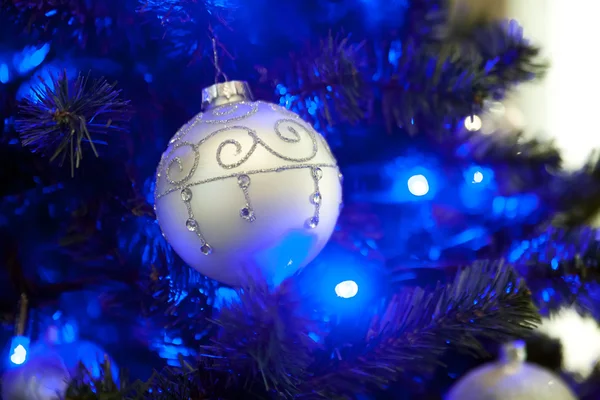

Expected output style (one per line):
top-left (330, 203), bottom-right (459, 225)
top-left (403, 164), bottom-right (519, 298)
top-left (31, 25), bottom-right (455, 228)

top-left (407, 174), bottom-right (429, 196)
top-left (10, 345), bottom-right (27, 365)
top-left (473, 171), bottom-right (484, 183)
top-left (335, 280), bottom-right (359, 299)
top-left (8, 336), bottom-right (30, 366)
top-left (464, 115), bottom-right (482, 131)
top-left (0, 63), bottom-right (9, 84)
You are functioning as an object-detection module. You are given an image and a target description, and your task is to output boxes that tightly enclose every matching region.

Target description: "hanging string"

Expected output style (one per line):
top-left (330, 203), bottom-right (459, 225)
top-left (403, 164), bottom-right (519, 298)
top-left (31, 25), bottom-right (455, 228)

top-left (14, 293), bottom-right (28, 336)
top-left (212, 37), bottom-right (229, 83)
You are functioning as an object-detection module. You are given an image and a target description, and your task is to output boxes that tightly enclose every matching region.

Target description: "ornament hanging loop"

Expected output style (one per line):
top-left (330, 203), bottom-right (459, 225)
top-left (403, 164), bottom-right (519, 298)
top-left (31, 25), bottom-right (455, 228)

top-left (212, 37), bottom-right (229, 83)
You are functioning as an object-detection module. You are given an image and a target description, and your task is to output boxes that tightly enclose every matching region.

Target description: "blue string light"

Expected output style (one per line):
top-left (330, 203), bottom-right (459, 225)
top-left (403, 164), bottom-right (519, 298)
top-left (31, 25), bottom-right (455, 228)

top-left (407, 174), bottom-right (429, 196)
top-left (8, 336), bottom-right (30, 366)
top-left (335, 280), bottom-right (359, 299)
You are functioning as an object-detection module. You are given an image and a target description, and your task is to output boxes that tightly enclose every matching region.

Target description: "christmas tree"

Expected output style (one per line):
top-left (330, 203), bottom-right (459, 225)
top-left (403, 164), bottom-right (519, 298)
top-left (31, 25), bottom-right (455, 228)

top-left (1, 0), bottom-right (599, 399)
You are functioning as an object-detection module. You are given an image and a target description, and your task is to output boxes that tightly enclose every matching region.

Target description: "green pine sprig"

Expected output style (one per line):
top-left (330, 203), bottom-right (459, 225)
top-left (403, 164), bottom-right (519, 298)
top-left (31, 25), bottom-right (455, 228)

top-left (198, 277), bottom-right (320, 399)
top-left (16, 70), bottom-right (131, 176)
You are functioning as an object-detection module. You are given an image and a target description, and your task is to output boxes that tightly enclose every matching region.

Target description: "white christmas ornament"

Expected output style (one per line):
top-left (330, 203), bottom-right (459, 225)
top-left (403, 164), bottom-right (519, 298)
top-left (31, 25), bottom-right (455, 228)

top-left (154, 81), bottom-right (342, 286)
top-left (1, 350), bottom-right (70, 400)
top-left (445, 341), bottom-right (577, 400)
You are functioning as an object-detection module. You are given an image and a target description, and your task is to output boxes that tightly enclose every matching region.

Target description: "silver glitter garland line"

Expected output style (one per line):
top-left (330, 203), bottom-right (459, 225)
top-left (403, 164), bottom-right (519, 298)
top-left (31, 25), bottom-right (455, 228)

top-left (157, 163), bottom-right (337, 199)
top-left (159, 101), bottom-right (319, 193)
top-left (159, 120), bottom-right (319, 189)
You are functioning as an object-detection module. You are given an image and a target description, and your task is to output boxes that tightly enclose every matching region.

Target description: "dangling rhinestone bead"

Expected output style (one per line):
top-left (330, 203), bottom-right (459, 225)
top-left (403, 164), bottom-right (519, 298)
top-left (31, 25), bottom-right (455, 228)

top-left (237, 174), bottom-right (251, 188)
top-left (306, 216), bottom-right (319, 229)
top-left (240, 206), bottom-right (256, 221)
top-left (201, 244), bottom-right (212, 255)
top-left (186, 219), bottom-right (198, 232)
top-left (180, 188), bottom-right (193, 202)
top-left (312, 167), bottom-right (323, 180)
top-left (311, 192), bottom-right (322, 205)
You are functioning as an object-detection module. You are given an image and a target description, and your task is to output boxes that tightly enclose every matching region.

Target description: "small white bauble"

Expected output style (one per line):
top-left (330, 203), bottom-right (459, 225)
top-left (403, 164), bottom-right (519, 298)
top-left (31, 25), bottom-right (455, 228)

top-left (445, 341), bottom-right (577, 400)
top-left (154, 81), bottom-right (342, 286)
top-left (1, 350), bottom-right (70, 400)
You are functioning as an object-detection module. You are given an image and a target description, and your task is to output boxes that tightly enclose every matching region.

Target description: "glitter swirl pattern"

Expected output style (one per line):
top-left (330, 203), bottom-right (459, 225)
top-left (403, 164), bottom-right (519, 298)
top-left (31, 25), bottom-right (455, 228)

top-left (164, 142), bottom-right (200, 185)
top-left (202, 102), bottom-right (258, 124)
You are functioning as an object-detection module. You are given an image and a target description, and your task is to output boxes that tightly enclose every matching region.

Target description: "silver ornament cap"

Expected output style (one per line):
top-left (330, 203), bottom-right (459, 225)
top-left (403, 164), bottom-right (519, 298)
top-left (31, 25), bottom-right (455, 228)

top-left (201, 81), bottom-right (253, 110)
top-left (500, 340), bottom-right (526, 365)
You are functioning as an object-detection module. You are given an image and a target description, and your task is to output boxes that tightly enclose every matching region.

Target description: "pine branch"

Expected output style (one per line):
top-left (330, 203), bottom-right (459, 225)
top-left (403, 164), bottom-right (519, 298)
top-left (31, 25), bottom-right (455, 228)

top-left (266, 17), bottom-right (546, 134)
top-left (511, 228), bottom-right (600, 279)
top-left (473, 20), bottom-right (547, 92)
top-left (136, 0), bottom-right (235, 24)
top-left (9, 0), bottom-right (87, 38)
top-left (137, 0), bottom-right (234, 60)
top-left (548, 159), bottom-right (600, 228)
top-left (457, 129), bottom-right (560, 169)
top-left (58, 262), bottom-right (539, 399)
top-left (510, 228), bottom-right (600, 317)
top-left (402, 0), bottom-right (448, 41)
top-left (16, 70), bottom-right (131, 176)
top-left (198, 277), bottom-right (320, 399)
top-left (382, 19), bottom-right (546, 133)
top-left (453, 131), bottom-right (600, 227)
top-left (8, 0), bottom-right (142, 50)
top-left (64, 357), bottom-right (251, 399)
top-left (149, 358), bottom-right (254, 399)
top-left (142, 361), bottom-right (209, 400)
top-left (302, 260), bottom-right (540, 398)
top-left (66, 358), bottom-right (146, 400)
top-left (137, 263), bottom-right (217, 348)
top-left (452, 127), bottom-right (560, 195)
top-left (265, 34), bottom-right (367, 130)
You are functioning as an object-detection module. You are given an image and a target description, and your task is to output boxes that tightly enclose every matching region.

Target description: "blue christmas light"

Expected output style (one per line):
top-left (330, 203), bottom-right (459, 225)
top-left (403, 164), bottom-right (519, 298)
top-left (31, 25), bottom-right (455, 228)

top-left (464, 165), bottom-right (494, 187)
top-left (14, 43), bottom-right (51, 74)
top-left (0, 63), bottom-right (9, 84)
top-left (8, 336), bottom-right (30, 366)
top-left (61, 320), bottom-right (78, 343)
top-left (335, 280), bottom-right (359, 299)
top-left (213, 286), bottom-right (239, 308)
top-left (407, 174), bottom-right (429, 196)
top-left (491, 194), bottom-right (539, 219)
top-left (16, 64), bottom-right (78, 101)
